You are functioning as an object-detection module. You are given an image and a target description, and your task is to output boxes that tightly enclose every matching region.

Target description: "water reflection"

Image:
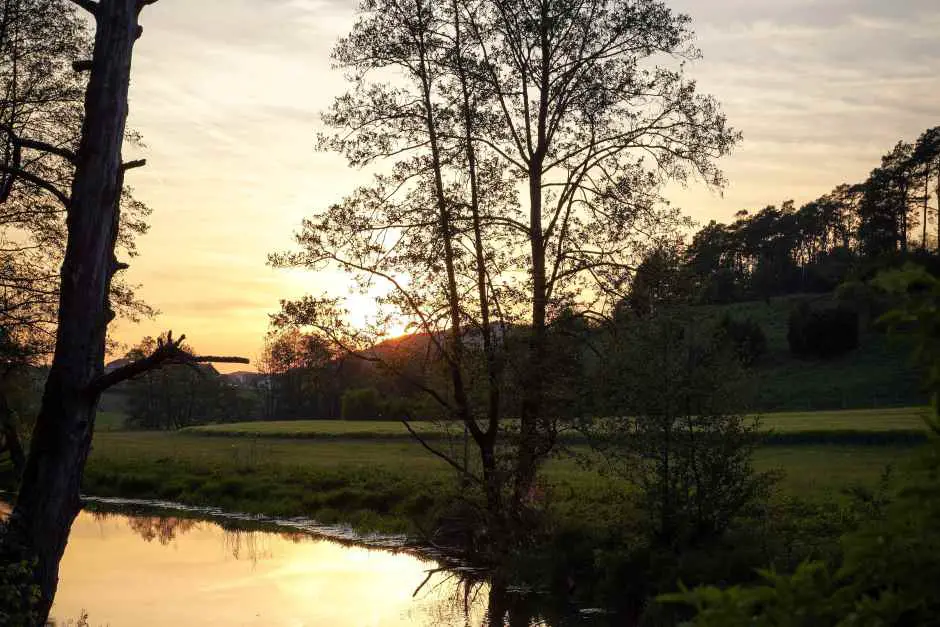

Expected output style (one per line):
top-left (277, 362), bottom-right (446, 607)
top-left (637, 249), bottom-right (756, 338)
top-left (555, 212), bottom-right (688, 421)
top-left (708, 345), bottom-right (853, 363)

top-left (0, 503), bottom-right (598, 625)
top-left (43, 506), bottom-right (498, 626)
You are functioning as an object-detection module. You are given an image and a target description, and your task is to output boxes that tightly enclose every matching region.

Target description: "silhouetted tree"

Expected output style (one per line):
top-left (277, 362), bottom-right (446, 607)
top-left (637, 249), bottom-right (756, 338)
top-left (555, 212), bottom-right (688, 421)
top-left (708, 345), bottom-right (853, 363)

top-left (591, 310), bottom-right (773, 550)
top-left (1, 2), bottom-right (245, 619)
top-left (273, 0), bottom-right (737, 549)
top-left (912, 127), bottom-right (940, 250)
top-left (257, 329), bottom-right (339, 420)
top-left (0, 0), bottom-right (153, 474)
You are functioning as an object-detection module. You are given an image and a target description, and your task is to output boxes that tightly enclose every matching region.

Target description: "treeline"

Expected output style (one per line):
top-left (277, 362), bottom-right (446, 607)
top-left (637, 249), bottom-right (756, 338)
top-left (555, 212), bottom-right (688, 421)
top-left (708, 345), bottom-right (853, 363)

top-left (636, 127), bottom-right (940, 308)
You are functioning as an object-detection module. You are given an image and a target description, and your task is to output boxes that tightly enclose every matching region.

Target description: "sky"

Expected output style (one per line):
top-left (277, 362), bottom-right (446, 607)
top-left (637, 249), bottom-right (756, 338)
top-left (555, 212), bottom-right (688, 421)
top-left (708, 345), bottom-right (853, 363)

top-left (109, 0), bottom-right (940, 371)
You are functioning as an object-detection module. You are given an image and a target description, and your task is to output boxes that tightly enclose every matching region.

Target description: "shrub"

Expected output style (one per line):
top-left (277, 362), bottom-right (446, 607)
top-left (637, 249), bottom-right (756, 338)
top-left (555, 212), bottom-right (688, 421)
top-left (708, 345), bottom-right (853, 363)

top-left (0, 528), bottom-right (40, 625)
top-left (787, 304), bottom-right (858, 359)
top-left (717, 314), bottom-right (767, 366)
top-left (594, 311), bottom-right (776, 551)
top-left (660, 442), bottom-right (940, 626)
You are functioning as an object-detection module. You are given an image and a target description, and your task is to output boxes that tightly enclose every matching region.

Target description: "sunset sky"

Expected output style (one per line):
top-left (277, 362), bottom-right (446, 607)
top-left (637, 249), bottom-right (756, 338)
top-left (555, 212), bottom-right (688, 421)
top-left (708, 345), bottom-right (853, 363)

top-left (110, 0), bottom-right (940, 371)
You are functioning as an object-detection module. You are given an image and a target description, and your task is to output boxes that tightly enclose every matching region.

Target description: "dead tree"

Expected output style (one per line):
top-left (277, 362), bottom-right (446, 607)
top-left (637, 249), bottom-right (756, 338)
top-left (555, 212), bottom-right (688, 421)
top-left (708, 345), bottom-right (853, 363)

top-left (4, 1), bottom-right (245, 621)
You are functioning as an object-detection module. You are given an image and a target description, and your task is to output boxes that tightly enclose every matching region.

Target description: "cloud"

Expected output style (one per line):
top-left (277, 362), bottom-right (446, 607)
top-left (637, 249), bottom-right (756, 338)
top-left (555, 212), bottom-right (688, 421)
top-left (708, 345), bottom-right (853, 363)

top-left (112, 0), bottom-right (940, 363)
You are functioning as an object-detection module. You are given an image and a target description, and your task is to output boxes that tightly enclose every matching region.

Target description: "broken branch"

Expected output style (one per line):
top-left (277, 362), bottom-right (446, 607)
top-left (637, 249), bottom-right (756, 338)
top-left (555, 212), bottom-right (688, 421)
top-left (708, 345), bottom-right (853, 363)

top-left (90, 330), bottom-right (249, 393)
top-left (122, 159), bottom-right (147, 171)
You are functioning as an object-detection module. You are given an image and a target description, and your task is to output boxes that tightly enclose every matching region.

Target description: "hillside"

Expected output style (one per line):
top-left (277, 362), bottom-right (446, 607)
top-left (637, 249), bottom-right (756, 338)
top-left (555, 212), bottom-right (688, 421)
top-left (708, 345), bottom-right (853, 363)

top-left (706, 294), bottom-right (926, 411)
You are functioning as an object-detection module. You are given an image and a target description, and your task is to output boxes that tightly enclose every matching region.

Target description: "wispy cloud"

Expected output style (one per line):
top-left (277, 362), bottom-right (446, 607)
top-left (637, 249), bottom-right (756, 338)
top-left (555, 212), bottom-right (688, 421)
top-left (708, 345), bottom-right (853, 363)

top-left (115, 0), bottom-right (940, 365)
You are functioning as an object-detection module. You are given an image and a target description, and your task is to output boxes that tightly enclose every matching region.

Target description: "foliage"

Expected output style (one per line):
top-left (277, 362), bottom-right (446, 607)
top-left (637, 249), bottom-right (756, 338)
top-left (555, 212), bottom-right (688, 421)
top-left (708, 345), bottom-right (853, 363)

top-left (717, 314), bottom-right (768, 366)
top-left (121, 335), bottom-right (253, 430)
top-left (661, 442), bottom-right (940, 626)
top-left (873, 264), bottom-right (940, 426)
top-left (787, 304), bottom-right (859, 359)
top-left (0, 0), bottom-right (153, 361)
top-left (662, 263), bottom-right (940, 626)
top-left (0, 525), bottom-right (39, 625)
top-left (626, 245), bottom-right (692, 316)
top-left (683, 125), bottom-right (940, 305)
top-left (340, 387), bottom-right (386, 421)
top-left (590, 310), bottom-right (776, 551)
top-left (256, 329), bottom-right (342, 420)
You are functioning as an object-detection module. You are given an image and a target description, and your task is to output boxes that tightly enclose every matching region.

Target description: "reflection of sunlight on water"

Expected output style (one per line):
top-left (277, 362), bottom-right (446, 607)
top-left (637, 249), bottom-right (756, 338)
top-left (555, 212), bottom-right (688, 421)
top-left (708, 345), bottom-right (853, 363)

top-left (44, 508), bottom-right (494, 626)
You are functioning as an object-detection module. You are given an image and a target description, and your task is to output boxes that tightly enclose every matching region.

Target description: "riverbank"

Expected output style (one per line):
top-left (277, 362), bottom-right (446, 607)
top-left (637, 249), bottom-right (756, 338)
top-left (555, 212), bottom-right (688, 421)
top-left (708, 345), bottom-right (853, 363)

top-left (0, 429), bottom-right (916, 536)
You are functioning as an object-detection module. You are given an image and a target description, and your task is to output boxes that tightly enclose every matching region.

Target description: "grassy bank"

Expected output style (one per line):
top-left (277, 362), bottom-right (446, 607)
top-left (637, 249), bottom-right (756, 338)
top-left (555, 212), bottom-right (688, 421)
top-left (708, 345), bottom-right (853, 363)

top-left (60, 430), bottom-right (918, 536)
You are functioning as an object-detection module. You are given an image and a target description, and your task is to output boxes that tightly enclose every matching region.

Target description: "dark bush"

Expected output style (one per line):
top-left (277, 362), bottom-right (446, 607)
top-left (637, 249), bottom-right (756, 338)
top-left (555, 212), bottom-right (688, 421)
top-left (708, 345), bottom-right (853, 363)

top-left (717, 315), bottom-right (767, 366)
top-left (787, 304), bottom-right (859, 359)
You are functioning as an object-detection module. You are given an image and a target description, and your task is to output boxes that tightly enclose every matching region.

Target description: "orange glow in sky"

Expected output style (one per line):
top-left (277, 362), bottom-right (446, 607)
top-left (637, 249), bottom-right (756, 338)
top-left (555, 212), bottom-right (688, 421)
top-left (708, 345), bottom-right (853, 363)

top-left (108, 0), bottom-right (940, 371)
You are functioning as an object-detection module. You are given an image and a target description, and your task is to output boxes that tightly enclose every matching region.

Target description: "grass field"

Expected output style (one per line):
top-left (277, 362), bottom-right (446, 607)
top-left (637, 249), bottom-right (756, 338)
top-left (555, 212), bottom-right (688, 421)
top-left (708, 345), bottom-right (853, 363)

top-left (182, 406), bottom-right (931, 444)
top-left (95, 411), bottom-right (126, 432)
top-left (17, 405), bottom-right (912, 535)
top-left (63, 421), bottom-right (923, 534)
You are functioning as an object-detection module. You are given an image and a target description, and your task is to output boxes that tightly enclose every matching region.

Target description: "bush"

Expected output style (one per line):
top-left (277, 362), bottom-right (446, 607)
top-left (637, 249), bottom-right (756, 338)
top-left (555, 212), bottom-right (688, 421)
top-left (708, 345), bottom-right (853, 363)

top-left (660, 442), bottom-right (940, 626)
top-left (0, 528), bottom-right (40, 625)
top-left (594, 311), bottom-right (776, 551)
top-left (787, 304), bottom-right (859, 359)
top-left (717, 314), bottom-right (767, 366)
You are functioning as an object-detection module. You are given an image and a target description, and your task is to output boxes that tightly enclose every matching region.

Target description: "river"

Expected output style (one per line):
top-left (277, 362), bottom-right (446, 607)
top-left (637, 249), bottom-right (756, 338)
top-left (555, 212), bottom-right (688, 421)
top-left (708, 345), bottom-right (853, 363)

top-left (3, 501), bottom-right (496, 626)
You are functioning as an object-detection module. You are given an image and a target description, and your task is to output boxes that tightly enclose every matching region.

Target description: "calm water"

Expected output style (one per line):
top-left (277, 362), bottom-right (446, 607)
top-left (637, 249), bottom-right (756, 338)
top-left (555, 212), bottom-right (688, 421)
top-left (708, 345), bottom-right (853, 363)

top-left (3, 503), bottom-right (495, 626)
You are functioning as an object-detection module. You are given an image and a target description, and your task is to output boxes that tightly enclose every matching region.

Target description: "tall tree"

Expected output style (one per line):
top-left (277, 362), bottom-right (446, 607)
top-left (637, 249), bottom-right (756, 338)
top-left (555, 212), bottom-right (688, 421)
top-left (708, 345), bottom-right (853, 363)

top-left (274, 0), bottom-right (736, 545)
top-left (0, 0), bottom-right (152, 474)
top-left (912, 127), bottom-right (940, 250)
top-left (858, 141), bottom-right (916, 256)
top-left (1, 1), bottom-right (245, 620)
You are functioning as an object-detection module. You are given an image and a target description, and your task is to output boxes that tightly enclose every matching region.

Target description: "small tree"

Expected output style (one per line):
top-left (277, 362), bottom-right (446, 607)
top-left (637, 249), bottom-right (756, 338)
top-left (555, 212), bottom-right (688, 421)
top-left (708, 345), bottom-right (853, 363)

top-left (717, 314), bottom-right (767, 367)
top-left (592, 310), bottom-right (773, 550)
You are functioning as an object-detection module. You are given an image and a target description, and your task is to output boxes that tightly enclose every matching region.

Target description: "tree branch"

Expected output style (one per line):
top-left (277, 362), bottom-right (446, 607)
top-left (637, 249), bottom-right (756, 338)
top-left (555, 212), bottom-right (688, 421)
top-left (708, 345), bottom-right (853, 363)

top-left (122, 159), bottom-right (146, 171)
top-left (67, 0), bottom-right (98, 16)
top-left (0, 125), bottom-right (78, 165)
top-left (402, 418), bottom-right (482, 485)
top-left (0, 164), bottom-right (71, 209)
top-left (89, 331), bottom-right (248, 393)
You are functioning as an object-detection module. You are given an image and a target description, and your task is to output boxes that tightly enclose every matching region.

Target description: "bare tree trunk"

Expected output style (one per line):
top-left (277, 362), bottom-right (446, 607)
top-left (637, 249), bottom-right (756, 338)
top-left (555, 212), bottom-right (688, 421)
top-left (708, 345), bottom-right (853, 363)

top-left (452, 0), bottom-right (501, 520)
top-left (514, 3), bottom-right (551, 513)
top-left (7, 1), bottom-right (149, 620)
top-left (924, 172), bottom-right (930, 249)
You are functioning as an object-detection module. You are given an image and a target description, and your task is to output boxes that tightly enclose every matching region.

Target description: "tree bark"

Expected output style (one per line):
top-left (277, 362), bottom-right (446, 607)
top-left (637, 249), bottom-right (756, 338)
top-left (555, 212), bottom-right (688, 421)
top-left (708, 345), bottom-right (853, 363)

top-left (7, 1), bottom-right (148, 621)
top-left (514, 2), bottom-right (551, 513)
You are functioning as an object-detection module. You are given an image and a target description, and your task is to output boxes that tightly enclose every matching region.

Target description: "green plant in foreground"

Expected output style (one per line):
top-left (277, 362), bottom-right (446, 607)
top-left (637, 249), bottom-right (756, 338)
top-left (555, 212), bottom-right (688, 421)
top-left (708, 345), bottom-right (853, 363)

top-left (662, 264), bottom-right (940, 626)
top-left (660, 441), bottom-right (940, 626)
top-left (0, 530), bottom-right (40, 625)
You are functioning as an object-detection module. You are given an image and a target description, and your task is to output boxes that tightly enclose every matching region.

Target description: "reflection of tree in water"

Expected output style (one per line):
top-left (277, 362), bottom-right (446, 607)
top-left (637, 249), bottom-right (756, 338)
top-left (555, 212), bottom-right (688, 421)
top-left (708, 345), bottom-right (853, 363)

top-left (90, 511), bottom-right (200, 545)
top-left (90, 510), bottom-right (310, 563)
top-left (126, 516), bottom-right (199, 545)
top-left (222, 528), bottom-right (264, 563)
top-left (408, 569), bottom-right (541, 627)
